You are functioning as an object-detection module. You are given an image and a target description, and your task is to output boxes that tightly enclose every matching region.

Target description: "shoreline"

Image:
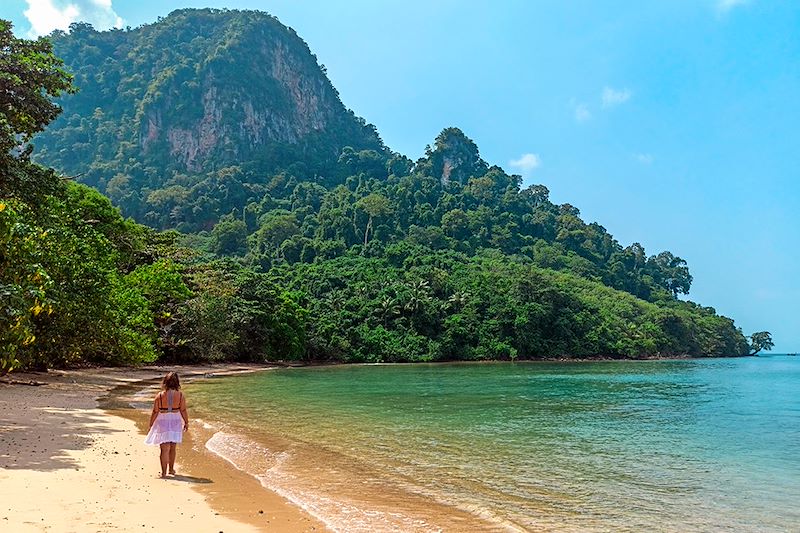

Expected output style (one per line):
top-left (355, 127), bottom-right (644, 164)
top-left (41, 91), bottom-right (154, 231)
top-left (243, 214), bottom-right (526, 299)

top-left (166, 367), bottom-right (516, 532)
top-left (0, 365), bottom-right (324, 533)
top-left (0, 357), bottom-right (769, 532)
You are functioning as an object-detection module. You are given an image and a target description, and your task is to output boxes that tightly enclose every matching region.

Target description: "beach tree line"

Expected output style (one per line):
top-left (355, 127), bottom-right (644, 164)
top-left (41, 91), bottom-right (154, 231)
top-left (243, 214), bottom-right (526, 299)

top-left (0, 18), bottom-right (767, 373)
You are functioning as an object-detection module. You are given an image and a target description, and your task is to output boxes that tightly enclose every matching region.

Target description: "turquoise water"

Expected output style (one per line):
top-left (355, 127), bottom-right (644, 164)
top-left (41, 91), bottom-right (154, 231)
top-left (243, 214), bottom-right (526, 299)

top-left (186, 357), bottom-right (800, 532)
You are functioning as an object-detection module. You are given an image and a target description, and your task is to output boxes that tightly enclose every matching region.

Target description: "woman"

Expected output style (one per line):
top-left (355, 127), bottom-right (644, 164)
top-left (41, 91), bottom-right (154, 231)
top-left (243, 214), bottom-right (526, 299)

top-left (144, 372), bottom-right (189, 478)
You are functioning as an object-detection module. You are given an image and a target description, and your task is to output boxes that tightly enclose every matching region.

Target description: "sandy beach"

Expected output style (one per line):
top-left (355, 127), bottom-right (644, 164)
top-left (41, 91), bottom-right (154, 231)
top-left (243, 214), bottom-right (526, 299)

top-left (0, 366), bottom-right (325, 533)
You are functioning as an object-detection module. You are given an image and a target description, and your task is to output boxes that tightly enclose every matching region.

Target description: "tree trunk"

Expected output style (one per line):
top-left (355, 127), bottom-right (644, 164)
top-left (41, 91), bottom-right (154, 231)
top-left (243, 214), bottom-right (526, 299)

top-left (364, 216), bottom-right (373, 247)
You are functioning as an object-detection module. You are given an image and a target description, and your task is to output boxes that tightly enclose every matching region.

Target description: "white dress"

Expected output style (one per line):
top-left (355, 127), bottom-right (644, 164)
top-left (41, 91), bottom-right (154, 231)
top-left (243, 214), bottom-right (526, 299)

top-left (144, 390), bottom-right (184, 445)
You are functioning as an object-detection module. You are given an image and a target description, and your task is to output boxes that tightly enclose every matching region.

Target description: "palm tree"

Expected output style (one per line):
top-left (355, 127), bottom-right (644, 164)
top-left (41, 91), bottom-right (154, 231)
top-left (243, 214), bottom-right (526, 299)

top-left (404, 281), bottom-right (431, 315)
top-left (375, 297), bottom-right (400, 326)
top-left (445, 291), bottom-right (470, 311)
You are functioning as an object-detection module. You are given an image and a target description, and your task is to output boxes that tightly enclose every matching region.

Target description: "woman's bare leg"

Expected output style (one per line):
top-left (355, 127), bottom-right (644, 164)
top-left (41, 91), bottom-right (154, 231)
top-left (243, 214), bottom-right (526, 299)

top-left (159, 443), bottom-right (169, 478)
top-left (168, 443), bottom-right (177, 475)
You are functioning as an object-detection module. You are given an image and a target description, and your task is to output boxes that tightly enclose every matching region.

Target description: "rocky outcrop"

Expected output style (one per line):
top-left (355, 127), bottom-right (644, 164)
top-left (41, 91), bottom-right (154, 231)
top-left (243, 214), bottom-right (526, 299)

top-left (128, 11), bottom-right (355, 173)
top-left (35, 8), bottom-right (384, 186)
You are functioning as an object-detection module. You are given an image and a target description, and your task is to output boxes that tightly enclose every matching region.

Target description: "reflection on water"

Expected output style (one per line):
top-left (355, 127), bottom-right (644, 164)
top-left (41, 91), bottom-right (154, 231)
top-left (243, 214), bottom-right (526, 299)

top-left (186, 358), bottom-right (800, 532)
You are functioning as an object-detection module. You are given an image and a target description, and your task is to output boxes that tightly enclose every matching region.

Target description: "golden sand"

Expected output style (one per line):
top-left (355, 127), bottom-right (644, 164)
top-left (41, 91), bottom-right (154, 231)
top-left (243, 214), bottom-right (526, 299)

top-left (0, 366), bottom-right (324, 532)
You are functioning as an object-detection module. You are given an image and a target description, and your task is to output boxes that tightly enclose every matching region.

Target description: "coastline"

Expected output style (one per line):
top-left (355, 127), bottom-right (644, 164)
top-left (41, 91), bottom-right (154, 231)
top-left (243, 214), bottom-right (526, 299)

top-left (176, 367), bottom-right (516, 532)
top-left (0, 365), bottom-right (325, 533)
top-left (1, 358), bottom-right (758, 532)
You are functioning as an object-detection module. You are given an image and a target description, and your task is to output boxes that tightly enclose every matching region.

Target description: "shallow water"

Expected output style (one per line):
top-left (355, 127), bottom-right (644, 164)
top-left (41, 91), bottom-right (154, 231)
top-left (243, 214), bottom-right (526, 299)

top-left (185, 357), bottom-right (800, 532)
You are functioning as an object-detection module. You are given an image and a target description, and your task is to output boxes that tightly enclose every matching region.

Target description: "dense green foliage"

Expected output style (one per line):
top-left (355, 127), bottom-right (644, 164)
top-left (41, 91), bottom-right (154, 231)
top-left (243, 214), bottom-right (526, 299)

top-left (1, 12), bottom-right (760, 372)
top-left (0, 167), bottom-right (313, 372)
top-left (275, 249), bottom-right (748, 362)
top-left (32, 9), bottom-right (385, 228)
top-left (176, 126), bottom-right (694, 306)
top-left (0, 18), bottom-right (308, 372)
top-left (0, 20), bottom-right (75, 158)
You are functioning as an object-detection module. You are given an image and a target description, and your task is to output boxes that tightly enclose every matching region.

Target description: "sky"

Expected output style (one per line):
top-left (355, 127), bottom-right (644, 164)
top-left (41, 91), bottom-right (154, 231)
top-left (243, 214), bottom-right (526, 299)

top-left (3, 0), bottom-right (798, 352)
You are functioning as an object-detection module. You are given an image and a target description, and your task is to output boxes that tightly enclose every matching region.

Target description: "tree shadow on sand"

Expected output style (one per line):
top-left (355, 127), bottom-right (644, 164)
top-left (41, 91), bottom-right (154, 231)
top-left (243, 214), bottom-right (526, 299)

top-left (0, 407), bottom-right (124, 472)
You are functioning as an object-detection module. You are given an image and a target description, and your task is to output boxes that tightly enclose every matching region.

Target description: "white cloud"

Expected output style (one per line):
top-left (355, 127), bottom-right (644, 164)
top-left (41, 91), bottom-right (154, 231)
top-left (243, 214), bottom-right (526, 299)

top-left (718, 0), bottom-right (750, 13)
top-left (574, 103), bottom-right (591, 122)
top-left (24, 0), bottom-right (123, 38)
top-left (509, 153), bottom-right (541, 175)
top-left (602, 86), bottom-right (632, 108)
top-left (24, 0), bottom-right (78, 37)
top-left (634, 153), bottom-right (654, 165)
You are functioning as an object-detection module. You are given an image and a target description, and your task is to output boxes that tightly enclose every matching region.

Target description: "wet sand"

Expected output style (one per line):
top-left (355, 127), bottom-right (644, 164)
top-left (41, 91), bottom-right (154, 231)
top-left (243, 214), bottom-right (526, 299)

top-left (0, 366), bottom-right (324, 533)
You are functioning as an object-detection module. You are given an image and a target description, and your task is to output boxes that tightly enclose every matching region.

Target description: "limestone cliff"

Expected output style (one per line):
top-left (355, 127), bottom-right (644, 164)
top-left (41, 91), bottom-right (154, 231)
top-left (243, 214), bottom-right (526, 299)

top-left (33, 8), bottom-right (384, 212)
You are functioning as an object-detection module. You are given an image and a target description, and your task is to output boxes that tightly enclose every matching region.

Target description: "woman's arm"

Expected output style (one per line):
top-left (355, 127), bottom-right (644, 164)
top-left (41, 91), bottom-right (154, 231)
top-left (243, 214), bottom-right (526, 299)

top-left (179, 393), bottom-right (189, 431)
top-left (148, 393), bottom-right (160, 429)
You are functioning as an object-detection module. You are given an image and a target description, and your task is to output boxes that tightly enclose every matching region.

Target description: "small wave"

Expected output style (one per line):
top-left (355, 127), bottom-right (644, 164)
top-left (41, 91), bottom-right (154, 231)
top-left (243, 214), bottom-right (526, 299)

top-left (193, 417), bottom-right (216, 430)
top-left (205, 431), bottom-right (288, 473)
top-left (382, 475), bottom-right (530, 533)
top-left (204, 431), bottom-right (440, 533)
top-left (255, 475), bottom-right (439, 533)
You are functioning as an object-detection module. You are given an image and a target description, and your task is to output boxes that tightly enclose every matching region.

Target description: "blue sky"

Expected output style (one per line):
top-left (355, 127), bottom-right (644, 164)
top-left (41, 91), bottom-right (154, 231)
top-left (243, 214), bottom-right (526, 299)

top-left (3, 1), bottom-right (798, 352)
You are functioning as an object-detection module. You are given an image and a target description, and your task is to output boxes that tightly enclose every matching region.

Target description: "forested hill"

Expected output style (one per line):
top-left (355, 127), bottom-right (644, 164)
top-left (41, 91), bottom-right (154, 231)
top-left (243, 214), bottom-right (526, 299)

top-left (32, 8), bottom-right (385, 227)
top-left (2, 9), bottom-right (758, 371)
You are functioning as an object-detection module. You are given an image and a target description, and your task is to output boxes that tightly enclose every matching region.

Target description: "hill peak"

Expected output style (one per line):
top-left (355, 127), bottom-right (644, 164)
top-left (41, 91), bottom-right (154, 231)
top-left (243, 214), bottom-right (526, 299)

top-left (34, 8), bottom-right (384, 214)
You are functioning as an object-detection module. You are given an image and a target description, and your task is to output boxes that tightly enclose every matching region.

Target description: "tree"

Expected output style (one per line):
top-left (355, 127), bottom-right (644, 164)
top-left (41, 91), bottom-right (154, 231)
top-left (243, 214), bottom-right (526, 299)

top-left (355, 193), bottom-right (392, 246)
top-left (647, 251), bottom-right (693, 297)
top-left (441, 209), bottom-right (470, 240)
top-left (0, 201), bottom-right (52, 375)
top-left (374, 297), bottom-right (400, 326)
top-left (749, 331), bottom-right (773, 356)
top-left (0, 20), bottom-right (75, 158)
top-left (0, 22), bottom-right (75, 373)
top-left (210, 215), bottom-right (248, 255)
top-left (521, 184), bottom-right (550, 207)
top-left (251, 210), bottom-right (300, 258)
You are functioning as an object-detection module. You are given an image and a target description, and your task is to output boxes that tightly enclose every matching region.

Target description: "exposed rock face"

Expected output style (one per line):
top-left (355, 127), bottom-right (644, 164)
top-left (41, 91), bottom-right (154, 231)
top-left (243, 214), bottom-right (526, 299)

top-left (33, 8), bottom-right (383, 188)
top-left (137, 37), bottom-right (342, 173)
top-left (127, 10), bottom-right (360, 173)
top-left (416, 127), bottom-right (489, 186)
top-left (157, 86), bottom-right (224, 172)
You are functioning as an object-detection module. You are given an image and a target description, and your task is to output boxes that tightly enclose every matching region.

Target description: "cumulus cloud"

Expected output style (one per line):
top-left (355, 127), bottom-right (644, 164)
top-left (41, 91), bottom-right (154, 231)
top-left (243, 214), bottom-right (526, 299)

top-left (509, 153), bottom-right (541, 175)
top-left (574, 103), bottom-right (591, 122)
top-left (634, 153), bottom-right (654, 165)
top-left (24, 0), bottom-right (123, 38)
top-left (602, 87), bottom-right (632, 108)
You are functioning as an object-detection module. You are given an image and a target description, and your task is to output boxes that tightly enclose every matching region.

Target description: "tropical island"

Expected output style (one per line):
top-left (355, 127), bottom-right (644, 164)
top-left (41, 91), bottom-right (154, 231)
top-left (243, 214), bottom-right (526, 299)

top-left (1, 9), bottom-right (771, 376)
top-left (2, 7), bottom-right (797, 533)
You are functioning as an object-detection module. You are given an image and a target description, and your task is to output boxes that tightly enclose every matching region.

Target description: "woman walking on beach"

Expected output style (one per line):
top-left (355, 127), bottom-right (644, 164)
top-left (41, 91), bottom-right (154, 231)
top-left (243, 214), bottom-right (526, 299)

top-left (145, 372), bottom-right (189, 478)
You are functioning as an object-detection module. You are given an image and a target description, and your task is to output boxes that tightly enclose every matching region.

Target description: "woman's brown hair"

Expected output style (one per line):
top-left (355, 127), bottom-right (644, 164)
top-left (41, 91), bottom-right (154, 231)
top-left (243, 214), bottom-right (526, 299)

top-left (162, 372), bottom-right (181, 391)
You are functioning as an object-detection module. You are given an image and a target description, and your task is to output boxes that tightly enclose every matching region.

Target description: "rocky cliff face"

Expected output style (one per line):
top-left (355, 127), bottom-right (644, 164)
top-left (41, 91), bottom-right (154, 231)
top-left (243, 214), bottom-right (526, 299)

top-left (33, 8), bottom-right (383, 195)
top-left (135, 22), bottom-right (347, 172)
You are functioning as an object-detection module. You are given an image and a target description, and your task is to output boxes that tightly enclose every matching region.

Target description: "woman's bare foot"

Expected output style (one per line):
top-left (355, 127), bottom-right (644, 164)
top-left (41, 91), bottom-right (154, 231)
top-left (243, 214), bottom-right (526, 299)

top-left (168, 470), bottom-right (176, 476)
top-left (159, 472), bottom-right (168, 478)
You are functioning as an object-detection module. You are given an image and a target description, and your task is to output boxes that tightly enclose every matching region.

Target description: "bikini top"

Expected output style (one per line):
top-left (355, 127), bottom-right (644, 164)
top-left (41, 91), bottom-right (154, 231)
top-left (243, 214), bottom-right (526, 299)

top-left (158, 390), bottom-right (182, 412)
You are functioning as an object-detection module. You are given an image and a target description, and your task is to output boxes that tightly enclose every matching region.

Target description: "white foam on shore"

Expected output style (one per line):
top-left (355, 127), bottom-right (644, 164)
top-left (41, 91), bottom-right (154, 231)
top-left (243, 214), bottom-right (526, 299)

top-left (204, 431), bottom-right (440, 533)
top-left (192, 417), bottom-right (215, 430)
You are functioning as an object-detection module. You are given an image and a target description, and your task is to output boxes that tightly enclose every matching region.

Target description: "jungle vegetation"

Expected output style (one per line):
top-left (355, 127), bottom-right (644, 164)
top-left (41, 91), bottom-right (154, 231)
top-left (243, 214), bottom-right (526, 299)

top-left (1, 12), bottom-right (763, 373)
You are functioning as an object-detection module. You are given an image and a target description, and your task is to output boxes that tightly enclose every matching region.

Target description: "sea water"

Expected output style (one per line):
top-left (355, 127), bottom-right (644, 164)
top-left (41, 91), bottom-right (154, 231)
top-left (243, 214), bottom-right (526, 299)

top-left (184, 357), bottom-right (800, 532)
